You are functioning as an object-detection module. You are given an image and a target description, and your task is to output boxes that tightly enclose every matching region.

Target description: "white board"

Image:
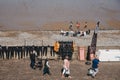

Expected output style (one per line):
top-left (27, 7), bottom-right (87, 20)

top-left (97, 49), bottom-right (120, 61)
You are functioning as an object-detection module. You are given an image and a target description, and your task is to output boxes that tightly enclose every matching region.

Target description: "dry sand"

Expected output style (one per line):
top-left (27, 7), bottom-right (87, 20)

top-left (0, 59), bottom-right (120, 80)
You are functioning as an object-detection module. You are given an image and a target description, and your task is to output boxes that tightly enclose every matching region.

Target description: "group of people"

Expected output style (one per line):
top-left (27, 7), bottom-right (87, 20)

top-left (31, 54), bottom-right (100, 79)
top-left (29, 53), bottom-right (72, 78)
top-left (60, 29), bottom-right (90, 37)
top-left (60, 21), bottom-right (90, 37)
top-left (42, 56), bottom-right (72, 78)
top-left (69, 21), bottom-right (87, 31)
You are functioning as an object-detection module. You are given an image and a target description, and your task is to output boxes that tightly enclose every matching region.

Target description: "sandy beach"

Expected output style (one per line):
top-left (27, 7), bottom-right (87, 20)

top-left (0, 0), bottom-right (120, 80)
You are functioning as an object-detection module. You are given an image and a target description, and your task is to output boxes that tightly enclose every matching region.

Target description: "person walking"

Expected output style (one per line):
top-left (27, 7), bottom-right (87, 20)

top-left (43, 58), bottom-right (51, 75)
top-left (61, 56), bottom-right (72, 78)
top-left (91, 55), bottom-right (100, 78)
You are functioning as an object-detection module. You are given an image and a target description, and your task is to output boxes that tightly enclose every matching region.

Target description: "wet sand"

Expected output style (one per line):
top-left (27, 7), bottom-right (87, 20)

top-left (0, 0), bottom-right (120, 30)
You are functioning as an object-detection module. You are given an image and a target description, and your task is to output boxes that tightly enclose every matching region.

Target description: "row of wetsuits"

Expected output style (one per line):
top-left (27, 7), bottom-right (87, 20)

top-left (0, 46), bottom-right (55, 59)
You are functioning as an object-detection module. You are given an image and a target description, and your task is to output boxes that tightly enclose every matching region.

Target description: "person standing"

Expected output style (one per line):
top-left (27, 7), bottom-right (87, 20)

top-left (84, 22), bottom-right (87, 28)
top-left (43, 58), bottom-right (51, 75)
top-left (91, 55), bottom-right (100, 78)
top-left (30, 50), bottom-right (36, 69)
top-left (95, 21), bottom-right (100, 34)
top-left (76, 21), bottom-right (80, 31)
top-left (69, 21), bottom-right (73, 31)
top-left (61, 56), bottom-right (72, 78)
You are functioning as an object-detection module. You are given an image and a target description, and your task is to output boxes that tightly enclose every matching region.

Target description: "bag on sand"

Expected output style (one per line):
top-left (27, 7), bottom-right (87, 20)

top-left (65, 69), bottom-right (70, 74)
top-left (87, 68), bottom-right (95, 76)
top-left (61, 68), bottom-right (70, 77)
